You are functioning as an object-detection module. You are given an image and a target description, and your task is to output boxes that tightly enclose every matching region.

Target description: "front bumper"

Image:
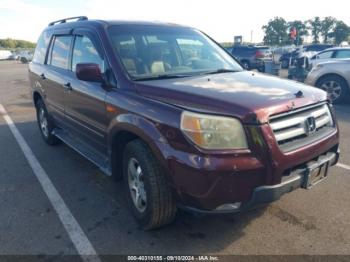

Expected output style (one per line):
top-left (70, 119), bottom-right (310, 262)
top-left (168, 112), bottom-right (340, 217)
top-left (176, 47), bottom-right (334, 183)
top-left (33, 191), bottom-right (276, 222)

top-left (180, 151), bottom-right (338, 214)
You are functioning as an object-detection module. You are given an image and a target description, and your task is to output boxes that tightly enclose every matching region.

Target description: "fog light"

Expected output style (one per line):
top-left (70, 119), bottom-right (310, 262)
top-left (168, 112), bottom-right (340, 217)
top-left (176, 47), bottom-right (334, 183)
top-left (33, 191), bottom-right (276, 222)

top-left (215, 202), bottom-right (241, 211)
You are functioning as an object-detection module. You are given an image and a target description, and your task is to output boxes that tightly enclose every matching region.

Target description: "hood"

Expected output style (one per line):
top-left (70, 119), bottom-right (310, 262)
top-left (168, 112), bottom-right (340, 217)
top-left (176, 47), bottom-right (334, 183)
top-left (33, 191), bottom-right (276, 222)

top-left (134, 71), bottom-right (327, 123)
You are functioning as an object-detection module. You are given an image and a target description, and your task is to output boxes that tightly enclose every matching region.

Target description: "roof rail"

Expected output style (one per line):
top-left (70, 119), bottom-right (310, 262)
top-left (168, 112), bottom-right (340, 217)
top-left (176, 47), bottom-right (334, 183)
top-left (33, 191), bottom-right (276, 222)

top-left (48, 16), bottom-right (88, 26)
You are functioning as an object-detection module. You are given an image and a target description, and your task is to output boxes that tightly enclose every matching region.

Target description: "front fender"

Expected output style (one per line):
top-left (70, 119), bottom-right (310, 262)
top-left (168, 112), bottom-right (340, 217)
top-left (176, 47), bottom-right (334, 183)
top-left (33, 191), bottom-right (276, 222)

top-left (107, 113), bottom-right (170, 175)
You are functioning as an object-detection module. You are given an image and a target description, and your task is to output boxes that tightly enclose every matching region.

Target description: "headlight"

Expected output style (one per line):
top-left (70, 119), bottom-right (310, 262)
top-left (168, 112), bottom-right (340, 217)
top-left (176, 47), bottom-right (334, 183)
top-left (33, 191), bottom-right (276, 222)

top-left (180, 111), bottom-right (248, 150)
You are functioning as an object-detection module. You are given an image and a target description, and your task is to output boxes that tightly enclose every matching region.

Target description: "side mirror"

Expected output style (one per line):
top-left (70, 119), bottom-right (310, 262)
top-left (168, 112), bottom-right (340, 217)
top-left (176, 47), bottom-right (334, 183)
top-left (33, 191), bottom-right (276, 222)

top-left (76, 63), bottom-right (103, 82)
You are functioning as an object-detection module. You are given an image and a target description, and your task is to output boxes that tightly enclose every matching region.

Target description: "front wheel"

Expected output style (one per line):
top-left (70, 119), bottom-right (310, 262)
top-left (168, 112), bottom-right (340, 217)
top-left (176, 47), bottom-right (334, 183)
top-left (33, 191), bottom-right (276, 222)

top-left (316, 75), bottom-right (349, 104)
top-left (123, 140), bottom-right (177, 230)
top-left (36, 99), bottom-right (60, 145)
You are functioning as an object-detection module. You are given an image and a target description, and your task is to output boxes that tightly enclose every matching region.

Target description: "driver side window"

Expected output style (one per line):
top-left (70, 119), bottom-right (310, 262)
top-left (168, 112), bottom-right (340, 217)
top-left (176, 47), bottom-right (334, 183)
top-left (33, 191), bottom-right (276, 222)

top-left (72, 35), bottom-right (105, 72)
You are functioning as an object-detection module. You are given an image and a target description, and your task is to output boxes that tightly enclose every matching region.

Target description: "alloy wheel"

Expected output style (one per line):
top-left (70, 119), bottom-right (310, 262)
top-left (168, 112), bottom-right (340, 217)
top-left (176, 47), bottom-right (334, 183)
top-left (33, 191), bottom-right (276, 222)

top-left (127, 158), bottom-right (147, 212)
top-left (39, 107), bottom-right (49, 138)
top-left (320, 80), bottom-right (342, 102)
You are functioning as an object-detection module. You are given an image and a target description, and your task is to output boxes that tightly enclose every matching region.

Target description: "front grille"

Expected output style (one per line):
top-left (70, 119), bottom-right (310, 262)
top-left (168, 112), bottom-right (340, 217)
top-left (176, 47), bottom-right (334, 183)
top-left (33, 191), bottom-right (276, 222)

top-left (269, 103), bottom-right (335, 152)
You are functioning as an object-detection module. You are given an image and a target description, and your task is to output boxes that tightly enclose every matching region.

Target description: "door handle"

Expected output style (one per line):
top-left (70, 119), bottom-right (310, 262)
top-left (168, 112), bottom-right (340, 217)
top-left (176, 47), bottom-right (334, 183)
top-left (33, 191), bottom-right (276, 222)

top-left (63, 82), bottom-right (73, 91)
top-left (40, 73), bottom-right (46, 80)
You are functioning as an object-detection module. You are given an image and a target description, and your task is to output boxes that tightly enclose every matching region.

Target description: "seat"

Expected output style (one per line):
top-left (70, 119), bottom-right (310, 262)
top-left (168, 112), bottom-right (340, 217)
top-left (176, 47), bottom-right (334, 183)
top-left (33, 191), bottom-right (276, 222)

top-left (122, 58), bottom-right (137, 75)
top-left (150, 61), bottom-right (166, 74)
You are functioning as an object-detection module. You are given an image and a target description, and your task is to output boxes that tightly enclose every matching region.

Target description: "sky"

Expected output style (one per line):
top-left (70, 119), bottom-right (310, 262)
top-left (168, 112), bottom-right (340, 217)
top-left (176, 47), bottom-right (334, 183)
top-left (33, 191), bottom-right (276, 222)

top-left (0, 0), bottom-right (349, 43)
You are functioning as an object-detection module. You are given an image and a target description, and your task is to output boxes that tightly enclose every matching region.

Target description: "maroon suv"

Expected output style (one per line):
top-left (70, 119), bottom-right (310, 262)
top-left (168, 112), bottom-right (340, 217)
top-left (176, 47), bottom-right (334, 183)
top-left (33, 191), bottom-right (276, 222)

top-left (29, 17), bottom-right (339, 229)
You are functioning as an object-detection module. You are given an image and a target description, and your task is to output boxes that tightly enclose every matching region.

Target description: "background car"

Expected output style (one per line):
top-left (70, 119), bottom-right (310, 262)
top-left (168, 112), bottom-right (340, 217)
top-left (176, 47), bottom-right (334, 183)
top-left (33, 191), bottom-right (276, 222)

top-left (0, 50), bottom-right (12, 60)
top-left (309, 47), bottom-right (350, 67)
top-left (305, 59), bottom-right (350, 103)
top-left (18, 50), bottom-right (33, 63)
top-left (271, 45), bottom-right (296, 61)
top-left (280, 44), bottom-right (334, 68)
top-left (230, 45), bottom-right (271, 70)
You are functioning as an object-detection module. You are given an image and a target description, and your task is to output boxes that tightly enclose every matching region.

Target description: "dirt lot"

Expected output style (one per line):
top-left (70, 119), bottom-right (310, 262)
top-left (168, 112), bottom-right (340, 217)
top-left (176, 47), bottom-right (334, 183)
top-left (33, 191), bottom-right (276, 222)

top-left (0, 61), bottom-right (349, 259)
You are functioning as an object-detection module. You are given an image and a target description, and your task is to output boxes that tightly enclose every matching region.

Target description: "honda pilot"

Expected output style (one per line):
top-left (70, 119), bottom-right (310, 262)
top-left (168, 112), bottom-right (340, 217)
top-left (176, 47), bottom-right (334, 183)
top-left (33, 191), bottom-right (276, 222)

top-left (29, 17), bottom-right (340, 229)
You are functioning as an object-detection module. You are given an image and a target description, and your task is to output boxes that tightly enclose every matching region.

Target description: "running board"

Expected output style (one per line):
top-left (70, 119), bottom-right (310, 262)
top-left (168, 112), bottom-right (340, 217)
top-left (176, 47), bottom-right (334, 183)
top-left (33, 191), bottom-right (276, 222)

top-left (53, 128), bottom-right (112, 176)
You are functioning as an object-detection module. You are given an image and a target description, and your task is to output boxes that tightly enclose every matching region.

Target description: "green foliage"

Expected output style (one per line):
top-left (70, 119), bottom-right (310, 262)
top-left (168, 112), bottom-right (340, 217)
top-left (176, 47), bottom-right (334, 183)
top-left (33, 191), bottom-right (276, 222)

top-left (220, 42), bottom-right (233, 48)
top-left (320, 17), bottom-right (337, 43)
top-left (263, 16), bottom-right (349, 46)
top-left (262, 17), bottom-right (289, 46)
top-left (308, 17), bottom-right (322, 43)
top-left (329, 21), bottom-right (350, 45)
top-left (0, 38), bottom-right (36, 49)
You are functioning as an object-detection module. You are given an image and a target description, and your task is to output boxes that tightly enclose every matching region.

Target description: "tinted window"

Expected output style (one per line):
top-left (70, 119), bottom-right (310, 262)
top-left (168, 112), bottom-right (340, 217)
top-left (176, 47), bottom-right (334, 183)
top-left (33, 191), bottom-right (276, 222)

top-left (334, 50), bottom-right (350, 58)
top-left (317, 51), bottom-right (333, 59)
top-left (50, 36), bottom-right (72, 69)
top-left (72, 35), bottom-right (105, 72)
top-left (33, 31), bottom-right (51, 64)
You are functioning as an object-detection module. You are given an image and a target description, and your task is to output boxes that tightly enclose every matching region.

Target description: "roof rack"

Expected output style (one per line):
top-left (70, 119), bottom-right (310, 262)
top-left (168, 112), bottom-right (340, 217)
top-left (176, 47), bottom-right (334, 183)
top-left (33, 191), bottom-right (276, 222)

top-left (48, 16), bottom-right (88, 26)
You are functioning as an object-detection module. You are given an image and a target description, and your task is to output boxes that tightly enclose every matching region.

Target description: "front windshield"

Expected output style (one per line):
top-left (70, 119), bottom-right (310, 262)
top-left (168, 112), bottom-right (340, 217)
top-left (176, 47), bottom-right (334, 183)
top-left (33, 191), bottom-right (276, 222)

top-left (108, 25), bottom-right (243, 80)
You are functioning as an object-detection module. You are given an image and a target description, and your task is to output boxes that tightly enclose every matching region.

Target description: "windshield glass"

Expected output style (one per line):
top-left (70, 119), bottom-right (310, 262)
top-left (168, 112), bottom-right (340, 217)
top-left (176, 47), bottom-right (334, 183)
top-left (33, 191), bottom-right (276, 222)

top-left (108, 25), bottom-right (243, 80)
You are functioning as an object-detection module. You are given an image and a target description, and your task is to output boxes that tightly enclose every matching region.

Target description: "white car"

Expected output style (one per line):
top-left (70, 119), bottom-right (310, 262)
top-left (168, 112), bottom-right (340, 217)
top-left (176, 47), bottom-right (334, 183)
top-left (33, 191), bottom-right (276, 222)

top-left (309, 47), bottom-right (350, 68)
top-left (0, 50), bottom-right (12, 60)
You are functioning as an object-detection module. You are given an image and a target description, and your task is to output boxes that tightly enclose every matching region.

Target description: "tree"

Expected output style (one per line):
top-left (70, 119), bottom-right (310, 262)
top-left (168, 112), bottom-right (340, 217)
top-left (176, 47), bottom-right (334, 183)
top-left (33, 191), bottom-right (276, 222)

top-left (330, 21), bottom-right (350, 45)
top-left (320, 17), bottom-right (337, 43)
top-left (308, 17), bottom-right (322, 43)
top-left (288, 20), bottom-right (308, 45)
top-left (262, 17), bottom-right (289, 46)
top-left (0, 38), bottom-right (35, 49)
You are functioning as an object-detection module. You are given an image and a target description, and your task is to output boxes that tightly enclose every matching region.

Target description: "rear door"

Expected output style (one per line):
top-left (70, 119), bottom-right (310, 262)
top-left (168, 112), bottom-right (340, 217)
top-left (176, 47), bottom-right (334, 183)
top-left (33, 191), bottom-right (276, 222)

top-left (64, 29), bottom-right (108, 154)
top-left (29, 30), bottom-right (52, 108)
top-left (44, 33), bottom-right (73, 124)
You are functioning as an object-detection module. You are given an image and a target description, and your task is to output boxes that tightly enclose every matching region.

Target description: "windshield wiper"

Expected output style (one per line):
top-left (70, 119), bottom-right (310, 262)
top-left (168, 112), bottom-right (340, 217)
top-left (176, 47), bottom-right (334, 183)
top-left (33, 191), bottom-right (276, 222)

top-left (133, 74), bottom-right (191, 81)
top-left (203, 69), bottom-right (240, 75)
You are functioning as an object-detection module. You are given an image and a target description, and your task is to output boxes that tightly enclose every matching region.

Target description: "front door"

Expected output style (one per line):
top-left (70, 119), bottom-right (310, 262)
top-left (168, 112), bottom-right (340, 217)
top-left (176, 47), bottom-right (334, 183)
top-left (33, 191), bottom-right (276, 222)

top-left (64, 31), bottom-right (108, 155)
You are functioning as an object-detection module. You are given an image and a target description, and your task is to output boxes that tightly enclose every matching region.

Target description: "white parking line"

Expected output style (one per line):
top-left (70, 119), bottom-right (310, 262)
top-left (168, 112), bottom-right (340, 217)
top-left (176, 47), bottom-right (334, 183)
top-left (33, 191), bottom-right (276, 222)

top-left (0, 104), bottom-right (100, 262)
top-left (337, 163), bottom-right (350, 171)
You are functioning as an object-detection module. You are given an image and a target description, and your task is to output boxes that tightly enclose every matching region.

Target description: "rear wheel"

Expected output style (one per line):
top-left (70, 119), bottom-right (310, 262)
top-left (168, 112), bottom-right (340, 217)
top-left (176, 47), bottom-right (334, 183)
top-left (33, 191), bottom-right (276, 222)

top-left (316, 75), bottom-right (349, 104)
top-left (123, 140), bottom-right (176, 230)
top-left (35, 99), bottom-right (60, 145)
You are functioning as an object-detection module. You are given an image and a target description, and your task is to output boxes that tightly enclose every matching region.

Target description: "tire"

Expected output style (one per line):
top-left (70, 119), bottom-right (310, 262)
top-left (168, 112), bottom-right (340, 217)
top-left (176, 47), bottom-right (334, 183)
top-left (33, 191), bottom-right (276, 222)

top-left (316, 75), bottom-right (349, 104)
top-left (35, 99), bottom-right (60, 145)
top-left (241, 60), bottom-right (251, 70)
top-left (123, 139), bottom-right (176, 230)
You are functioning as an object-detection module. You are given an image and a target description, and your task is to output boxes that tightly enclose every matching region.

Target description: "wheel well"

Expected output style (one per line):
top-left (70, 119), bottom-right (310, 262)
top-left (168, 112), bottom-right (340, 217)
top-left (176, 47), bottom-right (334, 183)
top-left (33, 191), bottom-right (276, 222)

top-left (111, 131), bottom-right (140, 180)
top-left (33, 91), bottom-right (42, 107)
top-left (316, 73), bottom-right (349, 89)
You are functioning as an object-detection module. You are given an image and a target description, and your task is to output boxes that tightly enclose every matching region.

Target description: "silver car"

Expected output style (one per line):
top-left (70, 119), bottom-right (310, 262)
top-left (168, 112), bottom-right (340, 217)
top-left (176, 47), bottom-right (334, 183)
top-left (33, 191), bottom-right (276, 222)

top-left (305, 59), bottom-right (350, 103)
top-left (309, 47), bottom-right (350, 68)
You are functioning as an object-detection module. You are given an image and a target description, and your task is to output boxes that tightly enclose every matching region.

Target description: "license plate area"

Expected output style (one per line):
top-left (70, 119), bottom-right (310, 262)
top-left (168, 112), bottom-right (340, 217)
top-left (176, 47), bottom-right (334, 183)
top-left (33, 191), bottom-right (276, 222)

top-left (302, 161), bottom-right (329, 189)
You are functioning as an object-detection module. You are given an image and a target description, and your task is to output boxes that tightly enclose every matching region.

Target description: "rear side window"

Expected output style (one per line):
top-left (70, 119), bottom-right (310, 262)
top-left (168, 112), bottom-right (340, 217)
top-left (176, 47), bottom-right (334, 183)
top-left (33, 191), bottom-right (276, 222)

top-left (50, 36), bottom-right (72, 69)
top-left (32, 31), bottom-right (51, 64)
top-left (334, 50), bottom-right (350, 58)
top-left (72, 35), bottom-right (105, 72)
